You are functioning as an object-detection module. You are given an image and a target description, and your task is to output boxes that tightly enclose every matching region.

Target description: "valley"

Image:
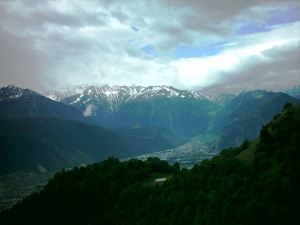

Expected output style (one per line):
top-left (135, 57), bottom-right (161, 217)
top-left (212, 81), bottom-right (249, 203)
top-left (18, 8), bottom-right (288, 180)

top-left (0, 133), bottom-right (217, 210)
top-left (127, 133), bottom-right (219, 168)
top-left (0, 171), bottom-right (56, 211)
top-left (0, 84), bottom-right (300, 212)
top-left (1, 102), bottom-right (300, 224)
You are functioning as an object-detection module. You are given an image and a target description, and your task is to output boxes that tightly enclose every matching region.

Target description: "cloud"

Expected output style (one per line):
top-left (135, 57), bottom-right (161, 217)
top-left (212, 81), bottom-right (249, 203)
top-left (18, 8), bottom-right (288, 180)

top-left (83, 104), bottom-right (96, 117)
top-left (0, 0), bottom-right (299, 96)
top-left (173, 21), bottom-right (300, 95)
top-left (0, 25), bottom-right (58, 92)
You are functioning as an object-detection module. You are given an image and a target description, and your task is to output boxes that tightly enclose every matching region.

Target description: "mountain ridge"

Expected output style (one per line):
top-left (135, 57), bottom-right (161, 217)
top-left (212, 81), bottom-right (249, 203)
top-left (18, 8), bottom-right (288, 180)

top-left (46, 84), bottom-right (213, 109)
top-left (54, 85), bottom-right (218, 135)
top-left (0, 85), bottom-right (43, 101)
top-left (212, 89), bottom-right (300, 149)
top-left (0, 85), bottom-right (95, 124)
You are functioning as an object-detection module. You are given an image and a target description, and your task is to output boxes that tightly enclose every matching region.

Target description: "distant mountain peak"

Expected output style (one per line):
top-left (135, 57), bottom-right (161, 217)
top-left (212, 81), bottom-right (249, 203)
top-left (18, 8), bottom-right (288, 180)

top-left (43, 84), bottom-right (92, 101)
top-left (0, 85), bottom-right (94, 123)
top-left (286, 85), bottom-right (300, 100)
top-left (0, 85), bottom-right (41, 101)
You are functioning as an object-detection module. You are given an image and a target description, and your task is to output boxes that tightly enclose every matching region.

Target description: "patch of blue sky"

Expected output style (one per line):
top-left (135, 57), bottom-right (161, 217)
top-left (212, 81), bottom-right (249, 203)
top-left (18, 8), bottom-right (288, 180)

top-left (131, 26), bottom-right (139, 32)
top-left (235, 22), bottom-right (271, 35)
top-left (267, 6), bottom-right (300, 26)
top-left (127, 39), bottom-right (157, 57)
top-left (174, 41), bottom-right (228, 59)
top-left (140, 45), bottom-right (157, 57)
top-left (236, 6), bottom-right (300, 35)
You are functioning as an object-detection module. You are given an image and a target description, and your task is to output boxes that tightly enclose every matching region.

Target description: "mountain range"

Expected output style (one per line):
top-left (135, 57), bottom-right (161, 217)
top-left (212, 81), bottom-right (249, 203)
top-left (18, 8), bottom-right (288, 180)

top-left (1, 84), bottom-right (299, 174)
top-left (0, 85), bottom-right (185, 174)
top-left (46, 84), bottom-right (300, 144)
top-left (48, 85), bottom-right (220, 135)
top-left (60, 85), bottom-right (216, 134)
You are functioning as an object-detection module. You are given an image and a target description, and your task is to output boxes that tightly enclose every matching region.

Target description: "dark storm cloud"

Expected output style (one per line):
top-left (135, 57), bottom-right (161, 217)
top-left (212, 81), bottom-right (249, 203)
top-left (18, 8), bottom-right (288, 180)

top-left (0, 26), bottom-right (58, 92)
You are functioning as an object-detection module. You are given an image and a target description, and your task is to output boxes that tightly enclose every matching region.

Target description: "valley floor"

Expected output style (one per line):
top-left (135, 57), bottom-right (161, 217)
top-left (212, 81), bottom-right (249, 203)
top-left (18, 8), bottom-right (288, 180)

top-left (0, 133), bottom-right (220, 210)
top-left (124, 133), bottom-right (219, 168)
top-left (0, 171), bottom-right (56, 211)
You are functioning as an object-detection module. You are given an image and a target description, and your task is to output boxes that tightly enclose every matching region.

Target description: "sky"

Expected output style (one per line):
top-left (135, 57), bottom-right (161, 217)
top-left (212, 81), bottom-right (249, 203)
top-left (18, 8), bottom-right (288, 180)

top-left (0, 0), bottom-right (299, 96)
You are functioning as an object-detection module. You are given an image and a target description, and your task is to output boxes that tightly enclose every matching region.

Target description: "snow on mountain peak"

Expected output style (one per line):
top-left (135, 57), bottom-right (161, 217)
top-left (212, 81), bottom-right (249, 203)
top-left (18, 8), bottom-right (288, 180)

top-left (43, 84), bottom-right (92, 101)
top-left (0, 85), bottom-right (41, 101)
top-left (45, 84), bottom-right (213, 112)
top-left (52, 84), bottom-right (213, 99)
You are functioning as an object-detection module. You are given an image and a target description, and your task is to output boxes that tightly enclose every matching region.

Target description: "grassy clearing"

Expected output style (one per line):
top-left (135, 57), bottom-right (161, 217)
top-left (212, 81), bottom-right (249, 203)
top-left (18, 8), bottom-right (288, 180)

top-left (236, 138), bottom-right (260, 164)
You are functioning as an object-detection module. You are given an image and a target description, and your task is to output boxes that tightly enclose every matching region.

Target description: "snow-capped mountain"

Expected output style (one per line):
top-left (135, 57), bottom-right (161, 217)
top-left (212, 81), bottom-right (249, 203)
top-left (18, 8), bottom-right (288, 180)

top-left (44, 84), bottom-right (91, 101)
top-left (286, 85), bottom-right (300, 100)
top-left (46, 85), bottom-right (218, 135)
top-left (0, 85), bottom-right (42, 101)
top-left (0, 85), bottom-right (93, 123)
top-left (45, 84), bottom-right (213, 110)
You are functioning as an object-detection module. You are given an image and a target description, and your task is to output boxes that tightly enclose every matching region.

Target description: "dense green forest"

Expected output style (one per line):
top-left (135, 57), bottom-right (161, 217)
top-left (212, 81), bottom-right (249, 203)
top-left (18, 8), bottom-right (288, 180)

top-left (1, 103), bottom-right (299, 225)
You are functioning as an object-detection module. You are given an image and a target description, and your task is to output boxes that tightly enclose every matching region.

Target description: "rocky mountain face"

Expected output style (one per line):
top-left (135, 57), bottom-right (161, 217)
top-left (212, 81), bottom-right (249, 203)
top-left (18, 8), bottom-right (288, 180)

top-left (286, 85), bottom-right (300, 100)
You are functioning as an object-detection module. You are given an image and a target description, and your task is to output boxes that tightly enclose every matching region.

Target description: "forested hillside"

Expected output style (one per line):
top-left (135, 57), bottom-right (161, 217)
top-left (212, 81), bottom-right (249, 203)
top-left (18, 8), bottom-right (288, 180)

top-left (1, 103), bottom-right (299, 225)
top-left (0, 118), bottom-right (183, 174)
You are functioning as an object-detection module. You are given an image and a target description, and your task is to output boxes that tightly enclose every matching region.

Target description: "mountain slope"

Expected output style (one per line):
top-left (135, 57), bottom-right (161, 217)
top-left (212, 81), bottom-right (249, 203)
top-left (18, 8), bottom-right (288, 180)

top-left (213, 90), bottom-right (300, 149)
top-left (213, 93), bottom-right (236, 106)
top-left (0, 85), bottom-right (93, 124)
top-left (0, 117), bottom-right (130, 174)
top-left (0, 117), bottom-right (183, 174)
top-left (115, 125), bottom-right (185, 153)
top-left (112, 97), bottom-right (217, 136)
